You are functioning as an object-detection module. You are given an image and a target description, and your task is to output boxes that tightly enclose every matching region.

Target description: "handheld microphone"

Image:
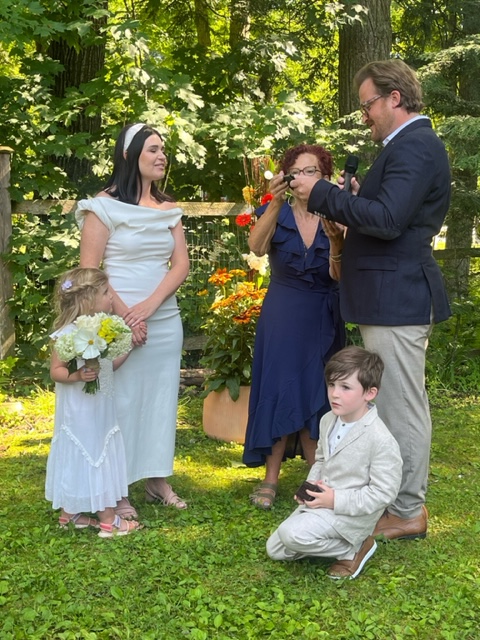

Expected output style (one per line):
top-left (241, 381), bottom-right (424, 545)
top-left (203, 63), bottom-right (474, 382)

top-left (343, 155), bottom-right (359, 192)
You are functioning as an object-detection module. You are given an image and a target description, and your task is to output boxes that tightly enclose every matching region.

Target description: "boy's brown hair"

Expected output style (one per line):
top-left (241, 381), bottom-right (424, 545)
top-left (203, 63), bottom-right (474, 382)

top-left (325, 346), bottom-right (384, 392)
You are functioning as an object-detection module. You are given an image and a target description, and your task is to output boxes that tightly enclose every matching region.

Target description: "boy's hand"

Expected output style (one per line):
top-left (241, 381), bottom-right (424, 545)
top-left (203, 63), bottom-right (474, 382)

top-left (304, 481), bottom-right (335, 509)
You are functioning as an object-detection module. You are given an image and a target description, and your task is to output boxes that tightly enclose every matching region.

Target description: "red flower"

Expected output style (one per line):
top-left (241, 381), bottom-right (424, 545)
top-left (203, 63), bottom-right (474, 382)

top-left (236, 212), bottom-right (252, 227)
top-left (261, 193), bottom-right (273, 205)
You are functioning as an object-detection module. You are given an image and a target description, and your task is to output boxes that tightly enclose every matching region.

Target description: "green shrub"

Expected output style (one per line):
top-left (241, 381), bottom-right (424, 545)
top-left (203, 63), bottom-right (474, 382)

top-left (4, 210), bottom-right (480, 397)
top-left (5, 208), bottom-right (79, 391)
top-left (426, 294), bottom-right (480, 396)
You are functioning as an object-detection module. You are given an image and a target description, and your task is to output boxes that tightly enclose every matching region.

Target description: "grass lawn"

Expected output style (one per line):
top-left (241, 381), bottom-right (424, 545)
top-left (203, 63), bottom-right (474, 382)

top-left (0, 390), bottom-right (479, 639)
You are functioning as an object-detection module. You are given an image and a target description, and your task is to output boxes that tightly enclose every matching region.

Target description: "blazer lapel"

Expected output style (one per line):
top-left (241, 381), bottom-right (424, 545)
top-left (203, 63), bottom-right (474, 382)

top-left (330, 421), bottom-right (365, 457)
top-left (359, 118), bottom-right (432, 195)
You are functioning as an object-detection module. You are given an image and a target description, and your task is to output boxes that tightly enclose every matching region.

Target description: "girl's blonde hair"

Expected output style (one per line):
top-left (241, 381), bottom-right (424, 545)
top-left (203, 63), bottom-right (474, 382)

top-left (53, 267), bottom-right (109, 330)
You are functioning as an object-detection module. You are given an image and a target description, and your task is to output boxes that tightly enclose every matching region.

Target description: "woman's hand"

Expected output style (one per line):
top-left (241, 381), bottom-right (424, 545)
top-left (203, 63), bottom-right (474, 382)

top-left (322, 219), bottom-right (345, 282)
top-left (321, 219), bottom-right (345, 243)
top-left (123, 300), bottom-right (158, 328)
top-left (248, 174), bottom-right (288, 256)
top-left (269, 173), bottom-right (290, 201)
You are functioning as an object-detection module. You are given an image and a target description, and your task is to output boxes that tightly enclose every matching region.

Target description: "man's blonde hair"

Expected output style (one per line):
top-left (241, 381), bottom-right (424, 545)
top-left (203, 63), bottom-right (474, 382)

top-left (354, 59), bottom-right (424, 113)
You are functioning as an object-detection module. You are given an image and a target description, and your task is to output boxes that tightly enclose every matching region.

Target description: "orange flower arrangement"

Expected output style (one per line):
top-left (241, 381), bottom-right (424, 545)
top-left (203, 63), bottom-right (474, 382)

top-left (201, 266), bottom-right (268, 401)
top-left (200, 156), bottom-right (274, 401)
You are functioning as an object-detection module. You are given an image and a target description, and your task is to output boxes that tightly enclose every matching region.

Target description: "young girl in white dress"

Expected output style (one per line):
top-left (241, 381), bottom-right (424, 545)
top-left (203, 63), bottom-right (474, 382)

top-left (45, 267), bottom-right (141, 537)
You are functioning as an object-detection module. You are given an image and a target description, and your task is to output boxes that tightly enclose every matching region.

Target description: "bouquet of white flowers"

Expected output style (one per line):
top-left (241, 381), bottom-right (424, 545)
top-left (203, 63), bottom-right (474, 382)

top-left (53, 313), bottom-right (132, 394)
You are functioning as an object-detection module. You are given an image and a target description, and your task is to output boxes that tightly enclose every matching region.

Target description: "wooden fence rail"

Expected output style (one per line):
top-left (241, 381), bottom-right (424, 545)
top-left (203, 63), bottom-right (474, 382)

top-left (1, 149), bottom-right (479, 359)
top-left (1, 148), bottom-right (249, 357)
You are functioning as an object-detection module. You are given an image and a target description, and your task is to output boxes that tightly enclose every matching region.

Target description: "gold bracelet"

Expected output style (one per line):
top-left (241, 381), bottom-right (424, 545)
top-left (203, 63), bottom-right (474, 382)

top-left (329, 254), bottom-right (342, 262)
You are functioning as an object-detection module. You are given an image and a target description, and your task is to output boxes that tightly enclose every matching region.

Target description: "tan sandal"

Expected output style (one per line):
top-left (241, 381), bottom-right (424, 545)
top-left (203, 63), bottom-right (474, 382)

top-left (98, 515), bottom-right (141, 538)
top-left (59, 513), bottom-right (100, 529)
top-left (114, 497), bottom-right (138, 520)
top-left (249, 482), bottom-right (277, 510)
top-left (145, 481), bottom-right (187, 509)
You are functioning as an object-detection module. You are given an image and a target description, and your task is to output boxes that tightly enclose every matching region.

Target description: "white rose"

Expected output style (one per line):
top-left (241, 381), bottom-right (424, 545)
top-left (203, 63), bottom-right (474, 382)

top-left (75, 313), bottom-right (103, 333)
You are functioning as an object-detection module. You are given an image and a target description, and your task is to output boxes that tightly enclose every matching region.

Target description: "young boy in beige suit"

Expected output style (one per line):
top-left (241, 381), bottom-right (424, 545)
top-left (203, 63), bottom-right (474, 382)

top-left (267, 346), bottom-right (402, 579)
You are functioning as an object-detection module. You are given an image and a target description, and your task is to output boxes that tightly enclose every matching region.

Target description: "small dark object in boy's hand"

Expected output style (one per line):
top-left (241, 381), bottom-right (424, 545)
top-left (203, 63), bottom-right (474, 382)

top-left (295, 481), bottom-right (323, 502)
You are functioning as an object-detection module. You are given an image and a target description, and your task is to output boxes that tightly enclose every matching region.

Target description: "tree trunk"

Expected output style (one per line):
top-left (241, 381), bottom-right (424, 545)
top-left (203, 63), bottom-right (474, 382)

top-left (46, 9), bottom-right (107, 185)
top-left (338, 0), bottom-right (392, 117)
top-left (229, 0), bottom-right (250, 49)
top-left (194, 0), bottom-right (211, 48)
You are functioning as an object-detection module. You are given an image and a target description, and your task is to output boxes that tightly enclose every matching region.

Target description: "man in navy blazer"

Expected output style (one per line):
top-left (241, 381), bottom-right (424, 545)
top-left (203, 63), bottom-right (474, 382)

top-left (291, 59), bottom-right (451, 540)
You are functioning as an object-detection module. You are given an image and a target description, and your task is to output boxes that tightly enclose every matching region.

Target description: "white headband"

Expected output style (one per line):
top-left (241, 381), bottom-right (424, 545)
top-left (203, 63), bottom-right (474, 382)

top-left (123, 123), bottom-right (147, 153)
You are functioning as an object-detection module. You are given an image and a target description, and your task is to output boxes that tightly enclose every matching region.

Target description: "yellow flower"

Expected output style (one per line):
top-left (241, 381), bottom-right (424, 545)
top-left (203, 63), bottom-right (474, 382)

top-left (98, 318), bottom-right (117, 344)
top-left (242, 186), bottom-right (255, 205)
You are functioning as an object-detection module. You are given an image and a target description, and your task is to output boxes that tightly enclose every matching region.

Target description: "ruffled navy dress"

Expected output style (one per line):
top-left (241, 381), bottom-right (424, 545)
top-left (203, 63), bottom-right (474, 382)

top-left (242, 202), bottom-right (345, 467)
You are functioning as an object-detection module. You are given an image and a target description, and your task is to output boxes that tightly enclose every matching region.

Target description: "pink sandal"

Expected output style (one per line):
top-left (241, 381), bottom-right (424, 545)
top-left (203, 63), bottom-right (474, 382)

top-left (98, 515), bottom-right (141, 538)
top-left (59, 513), bottom-right (100, 529)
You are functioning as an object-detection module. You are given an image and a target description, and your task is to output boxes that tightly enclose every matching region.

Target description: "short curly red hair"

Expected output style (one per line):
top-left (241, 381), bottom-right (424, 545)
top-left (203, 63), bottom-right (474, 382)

top-left (280, 144), bottom-right (333, 178)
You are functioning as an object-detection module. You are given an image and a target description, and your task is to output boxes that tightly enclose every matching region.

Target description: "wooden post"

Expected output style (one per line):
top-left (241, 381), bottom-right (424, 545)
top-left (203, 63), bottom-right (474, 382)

top-left (0, 147), bottom-right (14, 358)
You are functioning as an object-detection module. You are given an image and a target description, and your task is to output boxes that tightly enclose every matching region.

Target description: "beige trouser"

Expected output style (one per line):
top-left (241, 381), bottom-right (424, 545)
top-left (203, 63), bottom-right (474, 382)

top-left (360, 322), bottom-right (433, 519)
top-left (266, 506), bottom-right (356, 561)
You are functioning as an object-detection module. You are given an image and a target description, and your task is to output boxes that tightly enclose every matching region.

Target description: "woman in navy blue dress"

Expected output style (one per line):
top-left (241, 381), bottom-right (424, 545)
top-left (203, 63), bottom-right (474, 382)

top-left (243, 144), bottom-right (345, 509)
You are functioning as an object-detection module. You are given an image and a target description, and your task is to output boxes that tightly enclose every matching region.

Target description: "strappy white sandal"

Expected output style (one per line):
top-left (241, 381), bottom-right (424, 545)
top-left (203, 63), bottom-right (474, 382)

top-left (59, 513), bottom-right (100, 529)
top-left (98, 515), bottom-right (141, 538)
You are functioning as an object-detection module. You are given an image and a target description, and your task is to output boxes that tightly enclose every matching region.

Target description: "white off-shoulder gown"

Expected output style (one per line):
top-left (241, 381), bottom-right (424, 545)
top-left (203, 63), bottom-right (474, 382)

top-left (76, 198), bottom-right (184, 484)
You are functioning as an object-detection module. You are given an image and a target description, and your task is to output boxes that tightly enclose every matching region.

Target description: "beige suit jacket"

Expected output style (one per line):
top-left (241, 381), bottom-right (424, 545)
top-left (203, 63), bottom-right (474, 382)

top-left (306, 405), bottom-right (402, 545)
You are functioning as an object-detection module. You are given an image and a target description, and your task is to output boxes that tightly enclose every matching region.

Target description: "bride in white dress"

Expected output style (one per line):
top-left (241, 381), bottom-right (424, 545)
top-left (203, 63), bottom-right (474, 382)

top-left (76, 124), bottom-right (190, 515)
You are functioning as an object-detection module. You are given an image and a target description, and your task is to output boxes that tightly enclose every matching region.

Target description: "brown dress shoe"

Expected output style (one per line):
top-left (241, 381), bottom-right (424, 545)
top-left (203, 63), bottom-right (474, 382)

top-left (373, 505), bottom-right (428, 540)
top-left (327, 536), bottom-right (377, 580)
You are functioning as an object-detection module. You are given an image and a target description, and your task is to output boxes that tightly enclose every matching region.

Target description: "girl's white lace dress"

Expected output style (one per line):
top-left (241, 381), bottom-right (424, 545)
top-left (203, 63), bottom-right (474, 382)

top-left (45, 324), bottom-right (128, 513)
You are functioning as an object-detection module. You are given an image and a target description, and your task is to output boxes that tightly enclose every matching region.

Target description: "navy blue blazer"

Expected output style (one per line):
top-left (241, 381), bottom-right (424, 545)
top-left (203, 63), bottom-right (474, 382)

top-left (308, 119), bottom-right (451, 326)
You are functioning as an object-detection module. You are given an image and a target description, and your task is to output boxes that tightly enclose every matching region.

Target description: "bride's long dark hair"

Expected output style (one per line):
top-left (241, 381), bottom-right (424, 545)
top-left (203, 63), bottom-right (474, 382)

top-left (103, 124), bottom-right (174, 205)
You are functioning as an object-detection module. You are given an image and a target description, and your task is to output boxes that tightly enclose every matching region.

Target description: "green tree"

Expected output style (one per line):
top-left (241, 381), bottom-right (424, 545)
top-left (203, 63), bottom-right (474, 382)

top-left (395, 0), bottom-right (480, 297)
top-left (338, 0), bottom-right (392, 116)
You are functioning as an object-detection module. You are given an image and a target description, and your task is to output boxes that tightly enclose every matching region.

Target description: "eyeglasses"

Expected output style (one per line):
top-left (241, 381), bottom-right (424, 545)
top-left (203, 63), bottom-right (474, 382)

top-left (288, 166), bottom-right (322, 178)
top-left (359, 94), bottom-right (383, 116)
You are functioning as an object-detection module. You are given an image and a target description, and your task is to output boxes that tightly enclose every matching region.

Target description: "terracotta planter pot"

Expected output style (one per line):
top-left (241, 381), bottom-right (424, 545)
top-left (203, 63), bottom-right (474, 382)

top-left (202, 386), bottom-right (250, 444)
